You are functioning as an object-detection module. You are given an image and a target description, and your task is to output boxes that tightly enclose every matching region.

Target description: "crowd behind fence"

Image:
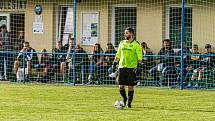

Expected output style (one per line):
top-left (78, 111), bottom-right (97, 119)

top-left (1, 40), bottom-right (215, 89)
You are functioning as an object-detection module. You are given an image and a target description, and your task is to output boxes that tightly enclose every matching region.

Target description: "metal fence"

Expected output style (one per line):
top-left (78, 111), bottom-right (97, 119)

top-left (1, 0), bottom-right (215, 89)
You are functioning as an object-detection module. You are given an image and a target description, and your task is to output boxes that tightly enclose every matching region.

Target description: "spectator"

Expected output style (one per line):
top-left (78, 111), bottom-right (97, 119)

top-left (190, 44), bottom-right (202, 68)
top-left (104, 43), bottom-right (116, 66)
top-left (149, 39), bottom-right (176, 86)
top-left (14, 31), bottom-right (25, 52)
top-left (87, 43), bottom-right (104, 84)
top-left (36, 49), bottom-right (52, 83)
top-left (105, 43), bottom-right (117, 75)
top-left (184, 44), bottom-right (202, 87)
top-left (49, 41), bottom-right (67, 78)
top-left (64, 39), bottom-right (75, 81)
top-left (24, 42), bottom-right (39, 73)
top-left (175, 42), bottom-right (192, 86)
top-left (0, 24), bottom-right (12, 80)
top-left (140, 42), bottom-right (155, 72)
top-left (68, 44), bottom-right (89, 83)
top-left (14, 42), bottom-right (34, 81)
top-left (191, 44), bottom-right (215, 88)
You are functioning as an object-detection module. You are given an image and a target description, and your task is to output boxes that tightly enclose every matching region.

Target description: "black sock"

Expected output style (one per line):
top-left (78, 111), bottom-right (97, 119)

top-left (128, 91), bottom-right (134, 107)
top-left (120, 89), bottom-right (127, 105)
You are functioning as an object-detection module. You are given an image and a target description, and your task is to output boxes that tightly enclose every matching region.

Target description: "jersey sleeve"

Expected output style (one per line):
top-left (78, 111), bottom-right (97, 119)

top-left (136, 42), bottom-right (142, 61)
top-left (115, 41), bottom-right (123, 59)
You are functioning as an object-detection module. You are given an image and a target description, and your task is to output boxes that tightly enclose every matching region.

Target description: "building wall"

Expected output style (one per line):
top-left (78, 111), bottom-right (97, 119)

top-left (25, 1), bottom-right (54, 53)
top-left (192, 3), bottom-right (215, 51)
top-left (1, 0), bottom-right (215, 53)
top-left (137, 2), bottom-right (163, 53)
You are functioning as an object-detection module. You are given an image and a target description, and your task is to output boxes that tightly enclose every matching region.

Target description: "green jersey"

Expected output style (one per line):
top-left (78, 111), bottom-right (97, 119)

top-left (116, 40), bottom-right (142, 68)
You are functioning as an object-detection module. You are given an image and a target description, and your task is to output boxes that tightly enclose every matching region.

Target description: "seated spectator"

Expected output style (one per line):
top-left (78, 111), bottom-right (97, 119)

top-left (49, 41), bottom-right (67, 78)
top-left (104, 43), bottom-right (117, 75)
top-left (14, 41), bottom-right (38, 81)
top-left (185, 44), bottom-right (202, 87)
top-left (149, 39), bottom-right (176, 86)
top-left (36, 49), bottom-right (52, 83)
top-left (104, 43), bottom-right (116, 67)
top-left (67, 44), bottom-right (89, 83)
top-left (175, 42), bottom-right (192, 86)
top-left (189, 44), bottom-right (202, 68)
top-left (140, 42), bottom-right (155, 74)
top-left (61, 39), bottom-right (74, 79)
top-left (191, 44), bottom-right (215, 88)
top-left (87, 43), bottom-right (104, 84)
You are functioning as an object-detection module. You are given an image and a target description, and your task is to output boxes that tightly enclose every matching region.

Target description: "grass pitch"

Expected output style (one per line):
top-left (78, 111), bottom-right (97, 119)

top-left (0, 84), bottom-right (215, 121)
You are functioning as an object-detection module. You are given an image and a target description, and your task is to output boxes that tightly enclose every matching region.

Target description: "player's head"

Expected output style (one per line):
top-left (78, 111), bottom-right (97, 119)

top-left (124, 27), bottom-right (134, 40)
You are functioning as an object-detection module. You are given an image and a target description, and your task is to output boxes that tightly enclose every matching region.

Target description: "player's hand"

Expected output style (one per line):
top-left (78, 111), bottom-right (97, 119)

top-left (134, 63), bottom-right (142, 75)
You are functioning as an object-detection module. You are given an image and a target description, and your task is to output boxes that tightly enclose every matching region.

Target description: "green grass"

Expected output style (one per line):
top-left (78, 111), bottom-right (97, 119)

top-left (0, 84), bottom-right (215, 121)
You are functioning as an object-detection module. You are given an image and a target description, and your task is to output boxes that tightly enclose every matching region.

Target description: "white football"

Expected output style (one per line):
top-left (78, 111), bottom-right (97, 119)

top-left (114, 100), bottom-right (125, 109)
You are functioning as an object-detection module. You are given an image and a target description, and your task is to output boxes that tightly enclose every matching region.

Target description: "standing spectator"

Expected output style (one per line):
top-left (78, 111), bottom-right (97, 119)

top-left (24, 42), bottom-right (39, 74)
top-left (13, 31), bottom-right (25, 52)
top-left (0, 24), bottom-right (12, 80)
top-left (14, 42), bottom-right (34, 81)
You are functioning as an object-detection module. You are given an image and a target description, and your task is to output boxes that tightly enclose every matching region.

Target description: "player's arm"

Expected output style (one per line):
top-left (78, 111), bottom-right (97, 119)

top-left (136, 43), bottom-right (143, 64)
top-left (112, 41), bottom-right (122, 71)
top-left (134, 43), bottom-right (143, 75)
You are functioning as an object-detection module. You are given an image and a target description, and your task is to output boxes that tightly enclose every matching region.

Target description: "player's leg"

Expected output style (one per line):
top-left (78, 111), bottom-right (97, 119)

top-left (128, 86), bottom-right (134, 108)
top-left (119, 85), bottom-right (127, 107)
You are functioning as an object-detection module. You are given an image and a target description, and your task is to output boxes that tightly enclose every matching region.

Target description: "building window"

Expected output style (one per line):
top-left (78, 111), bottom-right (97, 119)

top-left (169, 7), bottom-right (192, 49)
top-left (57, 6), bottom-right (73, 45)
top-left (113, 6), bottom-right (136, 47)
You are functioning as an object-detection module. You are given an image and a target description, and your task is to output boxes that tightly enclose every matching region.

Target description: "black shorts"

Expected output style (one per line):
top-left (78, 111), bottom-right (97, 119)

top-left (116, 68), bottom-right (137, 86)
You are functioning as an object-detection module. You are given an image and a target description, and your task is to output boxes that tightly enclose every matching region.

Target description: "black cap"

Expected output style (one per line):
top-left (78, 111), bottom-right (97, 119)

top-left (205, 44), bottom-right (211, 49)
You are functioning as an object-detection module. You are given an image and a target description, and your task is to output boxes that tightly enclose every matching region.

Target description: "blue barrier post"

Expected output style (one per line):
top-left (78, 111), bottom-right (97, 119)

top-left (72, 0), bottom-right (77, 86)
top-left (180, 0), bottom-right (185, 90)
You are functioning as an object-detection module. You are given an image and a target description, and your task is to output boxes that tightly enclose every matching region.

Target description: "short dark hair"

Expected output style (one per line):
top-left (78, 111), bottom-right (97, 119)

top-left (57, 41), bottom-right (62, 45)
top-left (193, 44), bottom-right (198, 48)
top-left (1, 24), bottom-right (7, 29)
top-left (125, 27), bottom-right (135, 35)
top-left (163, 39), bottom-right (171, 43)
top-left (24, 41), bottom-right (29, 44)
top-left (205, 44), bottom-right (212, 49)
